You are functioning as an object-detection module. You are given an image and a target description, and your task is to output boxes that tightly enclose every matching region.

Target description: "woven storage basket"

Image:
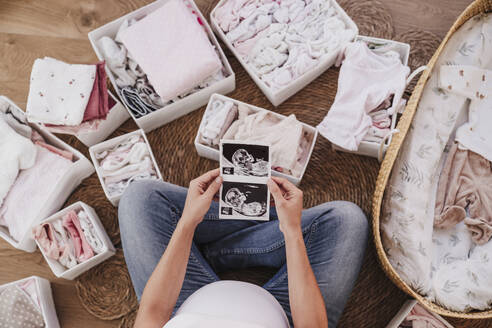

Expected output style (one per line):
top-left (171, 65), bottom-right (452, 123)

top-left (372, 0), bottom-right (492, 320)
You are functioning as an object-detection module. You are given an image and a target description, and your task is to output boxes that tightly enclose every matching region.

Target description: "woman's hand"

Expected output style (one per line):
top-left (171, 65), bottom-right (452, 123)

top-left (267, 176), bottom-right (303, 237)
top-left (181, 168), bottom-right (222, 229)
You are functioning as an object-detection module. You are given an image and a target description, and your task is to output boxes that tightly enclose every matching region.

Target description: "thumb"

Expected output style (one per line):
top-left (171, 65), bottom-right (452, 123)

top-left (267, 178), bottom-right (283, 202)
top-left (204, 176), bottom-right (222, 199)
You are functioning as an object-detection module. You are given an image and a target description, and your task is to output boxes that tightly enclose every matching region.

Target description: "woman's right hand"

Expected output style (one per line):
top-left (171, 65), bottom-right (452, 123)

top-left (267, 176), bottom-right (303, 237)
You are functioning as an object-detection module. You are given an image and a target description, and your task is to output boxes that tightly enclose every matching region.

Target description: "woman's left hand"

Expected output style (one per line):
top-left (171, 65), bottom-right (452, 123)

top-left (181, 168), bottom-right (222, 229)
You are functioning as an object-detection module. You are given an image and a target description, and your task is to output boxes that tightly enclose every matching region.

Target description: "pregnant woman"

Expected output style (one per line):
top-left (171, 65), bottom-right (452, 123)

top-left (119, 169), bottom-right (368, 327)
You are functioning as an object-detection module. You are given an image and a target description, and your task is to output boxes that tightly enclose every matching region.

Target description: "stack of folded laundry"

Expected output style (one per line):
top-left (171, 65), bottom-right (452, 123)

top-left (26, 57), bottom-right (115, 135)
top-left (33, 209), bottom-right (104, 270)
top-left (0, 278), bottom-right (45, 328)
top-left (214, 0), bottom-right (355, 90)
top-left (97, 0), bottom-right (225, 118)
top-left (0, 98), bottom-right (75, 242)
top-left (199, 98), bottom-right (313, 177)
top-left (95, 134), bottom-right (159, 196)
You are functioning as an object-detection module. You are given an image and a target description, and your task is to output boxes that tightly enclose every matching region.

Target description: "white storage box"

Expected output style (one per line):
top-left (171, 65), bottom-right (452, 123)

top-left (332, 36), bottom-right (410, 162)
top-left (40, 92), bottom-right (130, 147)
top-left (195, 94), bottom-right (317, 185)
top-left (0, 276), bottom-right (60, 328)
top-left (88, 0), bottom-right (235, 133)
top-left (89, 129), bottom-right (163, 206)
top-left (0, 96), bottom-right (95, 253)
top-left (210, 0), bottom-right (358, 106)
top-left (34, 201), bottom-right (116, 280)
top-left (386, 300), bottom-right (454, 328)
top-left (355, 35), bottom-right (410, 67)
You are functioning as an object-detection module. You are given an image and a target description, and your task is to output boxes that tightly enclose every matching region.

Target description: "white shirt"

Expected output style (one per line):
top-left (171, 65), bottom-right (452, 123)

top-left (163, 281), bottom-right (290, 328)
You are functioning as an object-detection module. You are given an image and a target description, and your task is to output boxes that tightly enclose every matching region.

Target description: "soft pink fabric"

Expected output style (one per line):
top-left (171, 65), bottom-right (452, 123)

top-left (120, 0), bottom-right (222, 102)
top-left (32, 222), bottom-right (63, 260)
top-left (434, 142), bottom-right (492, 245)
top-left (83, 61), bottom-right (111, 122)
top-left (402, 303), bottom-right (448, 328)
top-left (34, 141), bottom-right (73, 161)
top-left (44, 119), bottom-right (101, 135)
top-left (62, 210), bottom-right (94, 262)
top-left (0, 146), bottom-right (73, 241)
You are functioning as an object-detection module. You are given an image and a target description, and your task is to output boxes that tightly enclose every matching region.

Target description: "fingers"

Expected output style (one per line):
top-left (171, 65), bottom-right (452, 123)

top-left (193, 168), bottom-right (220, 186)
top-left (204, 175), bottom-right (222, 199)
top-left (267, 178), bottom-right (284, 203)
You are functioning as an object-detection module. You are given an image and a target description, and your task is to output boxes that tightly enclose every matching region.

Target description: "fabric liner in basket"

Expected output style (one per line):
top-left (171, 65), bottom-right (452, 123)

top-left (372, 0), bottom-right (492, 320)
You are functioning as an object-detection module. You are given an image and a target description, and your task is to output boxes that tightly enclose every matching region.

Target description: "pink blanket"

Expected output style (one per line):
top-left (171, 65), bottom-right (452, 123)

top-left (120, 0), bottom-right (222, 102)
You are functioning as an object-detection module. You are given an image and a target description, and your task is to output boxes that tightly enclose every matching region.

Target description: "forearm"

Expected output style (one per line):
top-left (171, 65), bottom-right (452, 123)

top-left (135, 220), bottom-right (196, 327)
top-left (285, 229), bottom-right (328, 328)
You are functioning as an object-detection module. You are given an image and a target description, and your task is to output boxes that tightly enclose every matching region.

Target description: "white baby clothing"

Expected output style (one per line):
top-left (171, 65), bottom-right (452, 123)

top-left (0, 115), bottom-right (37, 208)
top-left (439, 64), bottom-right (492, 161)
top-left (317, 41), bottom-right (409, 151)
top-left (199, 99), bottom-right (238, 147)
top-left (26, 57), bottom-right (96, 126)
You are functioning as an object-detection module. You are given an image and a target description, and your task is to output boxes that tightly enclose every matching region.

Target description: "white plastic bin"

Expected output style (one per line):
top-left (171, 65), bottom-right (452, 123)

top-left (34, 201), bottom-right (116, 280)
top-left (210, 0), bottom-right (358, 106)
top-left (89, 129), bottom-right (163, 206)
top-left (88, 0), bottom-right (235, 133)
top-left (195, 94), bottom-right (317, 185)
top-left (385, 300), bottom-right (454, 328)
top-left (0, 276), bottom-right (60, 328)
top-left (0, 96), bottom-right (95, 252)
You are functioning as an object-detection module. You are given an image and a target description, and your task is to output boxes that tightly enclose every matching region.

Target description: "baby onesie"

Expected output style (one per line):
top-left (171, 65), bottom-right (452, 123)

top-left (199, 99), bottom-right (238, 147)
top-left (439, 64), bottom-right (492, 161)
top-left (434, 142), bottom-right (492, 245)
top-left (317, 42), bottom-right (409, 151)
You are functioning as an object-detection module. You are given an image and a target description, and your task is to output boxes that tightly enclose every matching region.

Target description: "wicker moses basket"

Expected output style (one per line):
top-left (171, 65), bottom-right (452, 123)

top-left (372, 0), bottom-right (492, 320)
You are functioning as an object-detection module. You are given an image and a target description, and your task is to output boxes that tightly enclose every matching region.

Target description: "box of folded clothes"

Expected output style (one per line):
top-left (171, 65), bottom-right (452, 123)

top-left (89, 129), bottom-right (163, 206)
top-left (25, 56), bottom-right (130, 147)
top-left (0, 96), bottom-right (95, 253)
top-left (88, 0), bottom-right (235, 133)
top-left (195, 94), bottom-right (317, 185)
top-left (210, 0), bottom-right (358, 106)
top-left (33, 201), bottom-right (116, 280)
top-left (386, 300), bottom-right (454, 328)
top-left (321, 36), bottom-right (411, 162)
top-left (0, 276), bottom-right (60, 328)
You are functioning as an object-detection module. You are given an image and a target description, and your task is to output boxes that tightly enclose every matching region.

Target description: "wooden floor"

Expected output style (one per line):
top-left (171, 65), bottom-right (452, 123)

top-left (0, 0), bottom-right (473, 327)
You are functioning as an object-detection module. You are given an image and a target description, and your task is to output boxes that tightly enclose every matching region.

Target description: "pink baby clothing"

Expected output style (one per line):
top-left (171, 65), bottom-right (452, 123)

top-left (317, 41), bottom-right (409, 151)
top-left (439, 64), bottom-right (492, 162)
top-left (83, 61), bottom-right (111, 122)
top-left (33, 222), bottom-right (63, 260)
top-left (62, 210), bottom-right (94, 262)
top-left (401, 303), bottom-right (448, 328)
top-left (434, 142), bottom-right (492, 245)
top-left (31, 130), bottom-right (74, 160)
top-left (119, 0), bottom-right (222, 102)
top-left (0, 145), bottom-right (73, 241)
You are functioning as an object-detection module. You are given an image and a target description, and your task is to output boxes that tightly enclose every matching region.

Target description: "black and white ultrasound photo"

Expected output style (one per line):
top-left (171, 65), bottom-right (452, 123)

top-left (220, 141), bottom-right (270, 178)
top-left (219, 181), bottom-right (269, 220)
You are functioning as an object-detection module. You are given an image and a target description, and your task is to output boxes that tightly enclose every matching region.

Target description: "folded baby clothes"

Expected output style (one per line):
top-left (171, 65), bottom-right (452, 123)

top-left (0, 145), bottom-right (73, 241)
top-left (119, 0), bottom-right (222, 102)
top-left (439, 64), bottom-right (492, 162)
top-left (317, 41), bottom-right (409, 151)
top-left (17, 278), bottom-right (42, 310)
top-left (33, 208), bottom-right (103, 270)
top-left (215, 0), bottom-right (355, 90)
top-left (434, 142), bottom-right (492, 245)
top-left (0, 285), bottom-right (45, 328)
top-left (199, 99), bottom-right (238, 147)
top-left (26, 57), bottom-right (96, 126)
top-left (0, 115), bottom-right (37, 208)
top-left (96, 135), bottom-right (158, 196)
top-left (83, 61), bottom-right (111, 122)
top-left (221, 102), bottom-right (310, 177)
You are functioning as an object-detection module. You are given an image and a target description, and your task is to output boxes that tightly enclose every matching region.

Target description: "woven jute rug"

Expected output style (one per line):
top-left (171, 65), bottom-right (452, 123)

top-left (63, 0), bottom-right (489, 327)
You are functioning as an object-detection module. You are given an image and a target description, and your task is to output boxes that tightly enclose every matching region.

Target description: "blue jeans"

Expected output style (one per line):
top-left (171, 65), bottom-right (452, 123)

top-left (118, 180), bottom-right (368, 327)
